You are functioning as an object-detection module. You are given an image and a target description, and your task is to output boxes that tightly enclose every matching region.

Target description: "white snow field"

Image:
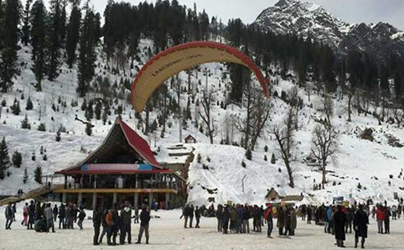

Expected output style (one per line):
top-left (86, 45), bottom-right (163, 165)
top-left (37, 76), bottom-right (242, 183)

top-left (1, 204), bottom-right (404, 250)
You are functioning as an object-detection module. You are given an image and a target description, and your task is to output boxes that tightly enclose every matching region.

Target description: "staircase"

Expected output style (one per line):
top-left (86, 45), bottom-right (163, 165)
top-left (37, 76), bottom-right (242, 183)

top-left (0, 184), bottom-right (64, 207)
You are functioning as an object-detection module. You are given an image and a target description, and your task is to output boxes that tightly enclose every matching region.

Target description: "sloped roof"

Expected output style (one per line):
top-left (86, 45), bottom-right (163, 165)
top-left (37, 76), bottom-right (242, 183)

top-left (57, 117), bottom-right (161, 173)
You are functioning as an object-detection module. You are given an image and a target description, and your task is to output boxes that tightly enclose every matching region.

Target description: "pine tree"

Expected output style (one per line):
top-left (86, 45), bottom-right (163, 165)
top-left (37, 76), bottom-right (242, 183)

top-left (77, 7), bottom-right (97, 97)
top-left (21, 0), bottom-right (32, 46)
top-left (85, 123), bottom-right (92, 136)
top-left (264, 145), bottom-right (268, 152)
top-left (37, 123), bottom-right (46, 131)
top-left (394, 71), bottom-right (402, 100)
top-left (42, 154), bottom-right (47, 161)
top-left (26, 96), bottom-right (33, 110)
top-left (245, 147), bottom-right (252, 160)
top-left (0, 137), bottom-right (10, 179)
top-left (47, 0), bottom-right (63, 81)
top-left (23, 167), bottom-right (28, 184)
top-left (85, 102), bottom-right (94, 120)
top-left (264, 155), bottom-right (267, 161)
top-left (59, 1), bottom-right (66, 46)
top-left (11, 101), bottom-right (20, 115)
top-left (0, 0), bottom-right (21, 93)
top-left (65, 3), bottom-right (81, 68)
top-left (21, 114), bottom-right (31, 129)
top-left (271, 153), bottom-right (276, 164)
top-left (81, 98), bottom-right (87, 111)
top-left (12, 151), bottom-right (22, 168)
top-left (95, 101), bottom-right (101, 120)
top-left (55, 130), bottom-right (61, 141)
top-left (34, 166), bottom-right (42, 184)
top-left (30, 0), bottom-right (47, 92)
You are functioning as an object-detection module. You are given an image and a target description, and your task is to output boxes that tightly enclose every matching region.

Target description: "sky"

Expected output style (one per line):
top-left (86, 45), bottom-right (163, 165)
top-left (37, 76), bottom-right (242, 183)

top-left (35, 0), bottom-right (404, 30)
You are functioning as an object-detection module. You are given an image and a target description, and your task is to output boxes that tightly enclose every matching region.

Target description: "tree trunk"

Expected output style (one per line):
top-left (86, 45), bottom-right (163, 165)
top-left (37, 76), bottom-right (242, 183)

top-left (322, 159), bottom-right (326, 188)
top-left (285, 159), bottom-right (294, 188)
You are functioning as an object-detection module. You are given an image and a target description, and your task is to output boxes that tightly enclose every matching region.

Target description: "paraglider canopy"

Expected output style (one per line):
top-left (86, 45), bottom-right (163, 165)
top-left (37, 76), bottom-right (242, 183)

top-left (131, 41), bottom-right (270, 112)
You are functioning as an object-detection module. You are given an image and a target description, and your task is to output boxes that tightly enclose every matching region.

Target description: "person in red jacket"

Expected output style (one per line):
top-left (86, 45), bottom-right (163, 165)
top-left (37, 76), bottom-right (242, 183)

top-left (376, 205), bottom-right (385, 233)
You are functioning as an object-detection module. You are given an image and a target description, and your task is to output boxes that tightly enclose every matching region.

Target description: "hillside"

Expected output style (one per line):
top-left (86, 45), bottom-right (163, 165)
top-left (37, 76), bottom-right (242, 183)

top-left (1, 36), bottom-right (404, 206)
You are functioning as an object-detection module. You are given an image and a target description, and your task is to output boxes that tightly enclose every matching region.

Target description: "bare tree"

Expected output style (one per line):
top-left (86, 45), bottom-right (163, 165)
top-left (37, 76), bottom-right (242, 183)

top-left (272, 106), bottom-right (296, 188)
top-left (311, 124), bottom-right (338, 188)
top-left (199, 90), bottom-right (216, 144)
top-left (346, 83), bottom-right (355, 122)
top-left (392, 106), bottom-right (404, 127)
top-left (322, 93), bottom-right (334, 127)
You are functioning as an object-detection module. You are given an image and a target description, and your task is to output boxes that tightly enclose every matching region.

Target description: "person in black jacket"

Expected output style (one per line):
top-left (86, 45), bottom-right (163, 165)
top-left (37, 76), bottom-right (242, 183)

top-left (334, 205), bottom-right (347, 248)
top-left (77, 206), bottom-right (86, 230)
top-left (216, 205), bottom-right (223, 232)
top-left (195, 206), bottom-right (201, 228)
top-left (27, 200), bottom-right (35, 230)
top-left (93, 206), bottom-right (103, 245)
top-left (189, 205), bottom-right (194, 228)
top-left (136, 204), bottom-right (150, 244)
top-left (182, 205), bottom-right (189, 228)
top-left (53, 205), bottom-right (58, 222)
top-left (111, 203), bottom-right (119, 245)
top-left (354, 204), bottom-right (369, 249)
top-left (222, 206), bottom-right (230, 234)
top-left (59, 204), bottom-right (66, 229)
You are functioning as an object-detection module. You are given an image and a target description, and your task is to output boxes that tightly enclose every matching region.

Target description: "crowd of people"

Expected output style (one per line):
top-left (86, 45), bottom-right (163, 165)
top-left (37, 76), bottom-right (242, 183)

top-left (4, 198), bottom-right (404, 248)
top-left (92, 201), bottom-right (151, 246)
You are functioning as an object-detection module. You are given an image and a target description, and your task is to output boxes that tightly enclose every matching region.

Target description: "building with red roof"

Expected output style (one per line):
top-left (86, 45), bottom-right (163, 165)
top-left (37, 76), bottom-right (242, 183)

top-left (54, 117), bottom-right (185, 210)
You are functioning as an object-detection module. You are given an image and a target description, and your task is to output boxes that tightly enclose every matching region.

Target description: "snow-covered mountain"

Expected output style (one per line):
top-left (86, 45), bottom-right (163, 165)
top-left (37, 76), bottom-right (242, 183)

top-left (254, 0), bottom-right (404, 59)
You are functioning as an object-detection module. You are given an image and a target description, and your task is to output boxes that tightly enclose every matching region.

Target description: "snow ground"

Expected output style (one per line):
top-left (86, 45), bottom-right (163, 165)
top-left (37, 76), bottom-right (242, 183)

top-left (1, 204), bottom-right (404, 250)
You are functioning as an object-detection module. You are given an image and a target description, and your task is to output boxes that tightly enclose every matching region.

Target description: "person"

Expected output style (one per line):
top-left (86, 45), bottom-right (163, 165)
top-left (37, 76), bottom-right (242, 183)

top-left (53, 204), bottom-right (58, 222)
top-left (59, 203), bottom-right (66, 229)
top-left (230, 207), bottom-right (237, 233)
top-left (290, 207), bottom-right (297, 236)
top-left (277, 206), bottom-right (285, 236)
top-left (307, 206), bottom-right (312, 224)
top-left (110, 203), bottom-right (119, 245)
top-left (195, 206), bottom-right (201, 228)
top-left (77, 206), bottom-right (86, 230)
top-left (222, 205), bottom-right (230, 234)
top-left (371, 206), bottom-right (376, 220)
top-left (237, 205), bottom-right (244, 233)
top-left (5, 202), bottom-right (14, 230)
top-left (243, 205), bottom-right (250, 233)
top-left (216, 204), bottom-right (223, 232)
top-left (182, 205), bottom-right (189, 228)
top-left (354, 204), bottom-right (369, 249)
top-left (264, 204), bottom-right (273, 238)
top-left (189, 205), bottom-right (194, 228)
top-left (27, 200), bottom-right (35, 230)
top-left (12, 203), bottom-right (16, 221)
top-left (92, 206), bottom-right (102, 246)
top-left (66, 203), bottom-right (74, 229)
top-left (376, 205), bottom-right (385, 233)
top-left (44, 203), bottom-right (55, 233)
top-left (136, 204), bottom-right (150, 244)
top-left (392, 206), bottom-right (397, 220)
top-left (120, 201), bottom-right (132, 244)
top-left (384, 206), bottom-right (391, 234)
top-left (99, 208), bottom-right (109, 244)
top-left (105, 207), bottom-right (115, 245)
top-left (284, 207), bottom-right (291, 236)
top-left (334, 205), bottom-right (347, 248)
top-left (21, 202), bottom-right (29, 226)
top-left (345, 207), bottom-right (354, 233)
top-left (254, 205), bottom-right (262, 232)
top-left (327, 206), bottom-right (333, 234)
top-left (134, 205), bottom-right (139, 224)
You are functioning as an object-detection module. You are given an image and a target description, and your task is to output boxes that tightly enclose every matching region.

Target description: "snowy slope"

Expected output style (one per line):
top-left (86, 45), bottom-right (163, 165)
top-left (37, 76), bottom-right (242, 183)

top-left (1, 38), bottom-right (404, 207)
